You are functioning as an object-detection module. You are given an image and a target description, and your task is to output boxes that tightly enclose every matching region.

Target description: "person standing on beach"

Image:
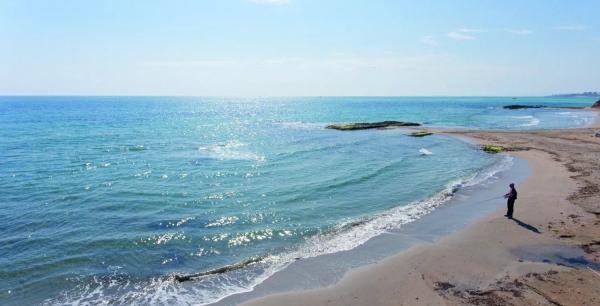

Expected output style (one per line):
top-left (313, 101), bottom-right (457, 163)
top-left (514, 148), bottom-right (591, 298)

top-left (504, 183), bottom-right (517, 218)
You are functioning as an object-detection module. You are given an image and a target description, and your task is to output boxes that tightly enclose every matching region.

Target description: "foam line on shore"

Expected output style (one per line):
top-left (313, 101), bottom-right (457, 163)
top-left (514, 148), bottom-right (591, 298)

top-left (169, 154), bottom-right (514, 305)
top-left (43, 146), bottom-right (516, 306)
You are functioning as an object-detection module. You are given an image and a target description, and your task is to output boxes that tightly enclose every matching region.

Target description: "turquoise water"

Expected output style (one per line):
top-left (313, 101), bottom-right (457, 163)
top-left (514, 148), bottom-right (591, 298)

top-left (0, 96), bottom-right (596, 305)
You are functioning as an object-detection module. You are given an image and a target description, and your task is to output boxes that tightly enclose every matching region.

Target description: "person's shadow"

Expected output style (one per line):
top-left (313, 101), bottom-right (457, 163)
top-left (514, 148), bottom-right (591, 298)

top-left (510, 217), bottom-right (541, 234)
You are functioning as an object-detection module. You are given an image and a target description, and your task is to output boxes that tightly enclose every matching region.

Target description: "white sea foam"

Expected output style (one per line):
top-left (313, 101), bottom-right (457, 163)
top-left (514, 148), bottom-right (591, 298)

top-left (557, 111), bottom-right (597, 127)
top-left (185, 155), bottom-right (516, 305)
top-left (576, 116), bottom-right (596, 127)
top-left (419, 148), bottom-right (433, 155)
top-left (198, 141), bottom-right (265, 161)
top-left (511, 115), bottom-right (540, 127)
top-left (463, 155), bottom-right (513, 187)
top-left (45, 156), bottom-right (514, 306)
top-left (279, 156), bottom-right (513, 262)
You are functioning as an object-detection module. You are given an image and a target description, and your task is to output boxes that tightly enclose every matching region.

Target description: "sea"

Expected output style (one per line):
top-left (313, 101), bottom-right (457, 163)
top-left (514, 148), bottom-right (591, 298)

top-left (0, 96), bottom-right (597, 305)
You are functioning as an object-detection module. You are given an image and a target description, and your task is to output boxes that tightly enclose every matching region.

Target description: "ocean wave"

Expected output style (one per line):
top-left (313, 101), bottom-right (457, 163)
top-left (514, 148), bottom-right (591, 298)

top-left (276, 138), bottom-right (373, 159)
top-left (176, 155), bottom-right (514, 304)
top-left (44, 156), bottom-right (513, 306)
top-left (282, 156), bottom-right (512, 260)
top-left (43, 260), bottom-right (279, 306)
top-left (557, 111), bottom-right (597, 127)
top-left (198, 141), bottom-right (265, 162)
top-left (216, 154), bottom-right (513, 303)
top-left (175, 256), bottom-right (267, 282)
top-left (463, 155), bottom-right (513, 187)
top-left (574, 116), bottom-right (596, 127)
top-left (282, 160), bottom-right (403, 203)
top-left (510, 115), bottom-right (540, 127)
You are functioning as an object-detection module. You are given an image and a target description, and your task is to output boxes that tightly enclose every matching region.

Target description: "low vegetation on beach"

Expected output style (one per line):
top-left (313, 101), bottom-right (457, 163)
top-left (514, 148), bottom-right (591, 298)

top-left (481, 144), bottom-right (530, 154)
top-left (481, 144), bottom-right (505, 153)
top-left (409, 130), bottom-right (434, 137)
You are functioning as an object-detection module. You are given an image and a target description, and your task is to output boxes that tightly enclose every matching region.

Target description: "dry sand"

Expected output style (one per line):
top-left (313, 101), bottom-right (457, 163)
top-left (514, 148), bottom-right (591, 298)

top-left (243, 111), bottom-right (600, 306)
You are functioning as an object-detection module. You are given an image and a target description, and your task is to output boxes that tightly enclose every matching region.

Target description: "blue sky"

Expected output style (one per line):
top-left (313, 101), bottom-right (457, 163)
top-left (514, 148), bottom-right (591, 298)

top-left (1, 0), bottom-right (599, 96)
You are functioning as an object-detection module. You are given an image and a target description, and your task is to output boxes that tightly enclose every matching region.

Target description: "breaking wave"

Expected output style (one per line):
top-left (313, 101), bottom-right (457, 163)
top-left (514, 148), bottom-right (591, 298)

top-left (44, 156), bottom-right (513, 306)
top-left (511, 115), bottom-right (540, 127)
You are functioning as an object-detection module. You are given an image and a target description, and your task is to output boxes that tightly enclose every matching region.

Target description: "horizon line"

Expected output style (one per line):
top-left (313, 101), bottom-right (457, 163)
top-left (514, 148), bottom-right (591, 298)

top-left (1, 94), bottom-right (597, 98)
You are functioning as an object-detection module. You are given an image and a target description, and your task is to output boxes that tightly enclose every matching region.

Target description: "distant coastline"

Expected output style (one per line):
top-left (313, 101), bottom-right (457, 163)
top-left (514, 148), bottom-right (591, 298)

top-left (547, 91), bottom-right (600, 98)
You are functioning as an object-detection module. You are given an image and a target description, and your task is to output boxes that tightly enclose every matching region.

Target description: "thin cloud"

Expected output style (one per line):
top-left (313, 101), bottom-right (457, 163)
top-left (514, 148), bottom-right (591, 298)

top-left (447, 28), bottom-right (487, 40)
top-left (420, 36), bottom-right (439, 47)
top-left (448, 31), bottom-right (474, 40)
top-left (504, 28), bottom-right (532, 35)
top-left (552, 25), bottom-right (586, 31)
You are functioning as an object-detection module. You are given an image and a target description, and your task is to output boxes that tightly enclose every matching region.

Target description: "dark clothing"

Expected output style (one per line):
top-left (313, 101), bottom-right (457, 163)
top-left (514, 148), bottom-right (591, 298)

top-left (508, 188), bottom-right (517, 200)
top-left (506, 187), bottom-right (517, 217)
top-left (506, 198), bottom-right (515, 218)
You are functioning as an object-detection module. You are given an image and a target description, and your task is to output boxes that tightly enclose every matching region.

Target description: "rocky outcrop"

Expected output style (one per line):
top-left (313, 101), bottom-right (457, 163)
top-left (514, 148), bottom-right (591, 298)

top-left (409, 131), bottom-right (434, 137)
top-left (592, 99), bottom-right (600, 109)
top-left (326, 121), bottom-right (420, 130)
top-left (481, 144), bottom-right (530, 154)
top-left (481, 144), bottom-right (505, 153)
top-left (504, 104), bottom-right (590, 110)
top-left (503, 105), bottom-right (547, 110)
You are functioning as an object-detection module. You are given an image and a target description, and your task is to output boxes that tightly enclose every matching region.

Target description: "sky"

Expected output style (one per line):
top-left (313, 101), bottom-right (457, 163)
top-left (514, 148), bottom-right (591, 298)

top-left (1, 0), bottom-right (599, 96)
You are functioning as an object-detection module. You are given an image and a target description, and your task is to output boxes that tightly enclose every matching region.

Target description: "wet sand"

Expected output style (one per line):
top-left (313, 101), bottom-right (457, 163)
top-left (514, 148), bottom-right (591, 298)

top-left (243, 111), bottom-right (600, 306)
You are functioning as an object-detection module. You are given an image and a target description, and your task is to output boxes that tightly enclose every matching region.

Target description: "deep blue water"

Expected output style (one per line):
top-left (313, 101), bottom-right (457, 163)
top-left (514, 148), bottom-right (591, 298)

top-left (0, 96), bottom-right (596, 305)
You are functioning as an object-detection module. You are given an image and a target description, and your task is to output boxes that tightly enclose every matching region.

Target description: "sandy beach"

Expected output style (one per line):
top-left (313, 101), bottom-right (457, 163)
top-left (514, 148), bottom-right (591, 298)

top-left (243, 111), bottom-right (600, 306)
top-left (5, 2), bottom-right (600, 304)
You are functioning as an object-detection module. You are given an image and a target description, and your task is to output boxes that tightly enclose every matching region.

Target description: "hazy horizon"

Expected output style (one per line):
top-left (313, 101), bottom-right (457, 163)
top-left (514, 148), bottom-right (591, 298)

top-left (1, 93), bottom-right (598, 98)
top-left (2, 0), bottom-right (599, 96)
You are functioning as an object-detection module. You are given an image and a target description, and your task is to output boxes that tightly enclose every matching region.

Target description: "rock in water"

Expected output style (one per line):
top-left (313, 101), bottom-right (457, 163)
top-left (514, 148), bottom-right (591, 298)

top-left (326, 121), bottom-right (420, 130)
top-left (503, 105), bottom-right (547, 110)
top-left (592, 99), bottom-right (600, 109)
top-left (409, 131), bottom-right (434, 137)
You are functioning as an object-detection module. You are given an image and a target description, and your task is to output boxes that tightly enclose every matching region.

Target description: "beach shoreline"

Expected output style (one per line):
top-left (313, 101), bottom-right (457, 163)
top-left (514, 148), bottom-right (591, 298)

top-left (2, 99), bottom-right (598, 305)
top-left (214, 148), bottom-right (528, 306)
top-left (241, 111), bottom-right (600, 306)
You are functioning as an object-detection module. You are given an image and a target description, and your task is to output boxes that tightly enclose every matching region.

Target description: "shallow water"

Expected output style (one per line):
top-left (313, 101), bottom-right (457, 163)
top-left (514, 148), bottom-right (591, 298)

top-left (512, 245), bottom-right (600, 271)
top-left (0, 96), bottom-right (596, 305)
top-left (216, 156), bottom-right (531, 305)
